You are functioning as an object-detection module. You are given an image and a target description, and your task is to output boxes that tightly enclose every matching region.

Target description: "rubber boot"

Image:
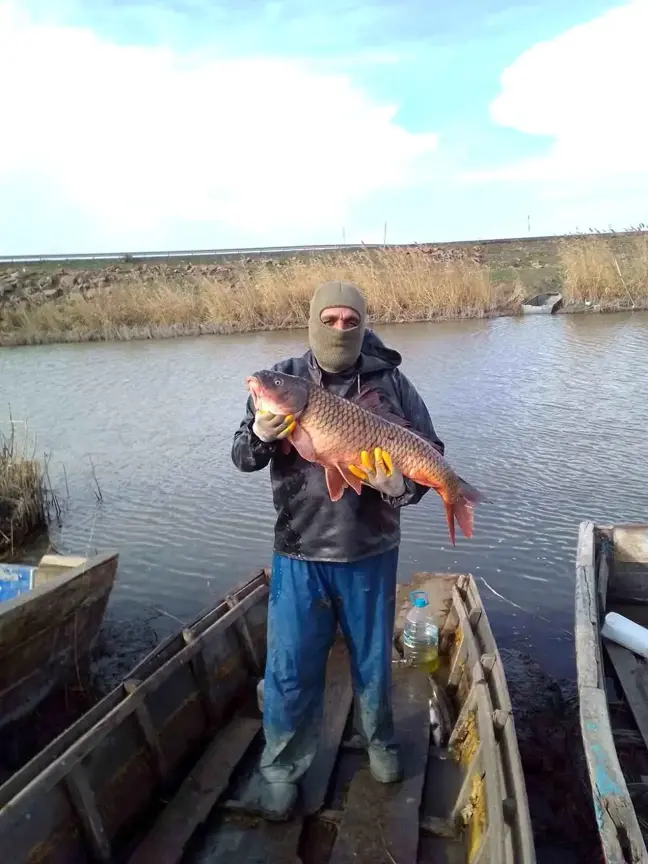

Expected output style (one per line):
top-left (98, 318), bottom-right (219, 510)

top-left (258, 779), bottom-right (298, 821)
top-left (368, 744), bottom-right (404, 784)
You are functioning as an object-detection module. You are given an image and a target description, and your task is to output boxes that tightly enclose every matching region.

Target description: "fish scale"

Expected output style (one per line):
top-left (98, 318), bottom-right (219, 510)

top-left (301, 382), bottom-right (457, 495)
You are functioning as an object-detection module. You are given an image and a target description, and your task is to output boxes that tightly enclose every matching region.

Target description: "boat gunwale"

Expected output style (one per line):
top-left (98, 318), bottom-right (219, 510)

top-left (0, 550), bottom-right (118, 622)
top-left (575, 519), bottom-right (648, 862)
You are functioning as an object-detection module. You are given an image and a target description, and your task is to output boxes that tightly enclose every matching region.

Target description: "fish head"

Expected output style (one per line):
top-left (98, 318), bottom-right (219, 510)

top-left (246, 370), bottom-right (309, 417)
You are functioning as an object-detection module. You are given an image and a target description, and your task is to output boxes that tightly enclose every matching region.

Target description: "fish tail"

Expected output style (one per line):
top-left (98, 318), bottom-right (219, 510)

top-left (443, 499), bottom-right (457, 547)
top-left (441, 476), bottom-right (486, 545)
top-left (443, 495), bottom-right (474, 546)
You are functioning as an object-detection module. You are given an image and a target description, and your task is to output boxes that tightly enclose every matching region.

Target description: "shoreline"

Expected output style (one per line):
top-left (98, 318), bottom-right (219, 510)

top-left (2, 234), bottom-right (648, 349)
top-left (0, 299), bottom-right (646, 349)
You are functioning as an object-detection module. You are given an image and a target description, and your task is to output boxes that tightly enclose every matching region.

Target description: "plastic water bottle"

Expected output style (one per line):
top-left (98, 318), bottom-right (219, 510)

top-left (402, 590), bottom-right (439, 674)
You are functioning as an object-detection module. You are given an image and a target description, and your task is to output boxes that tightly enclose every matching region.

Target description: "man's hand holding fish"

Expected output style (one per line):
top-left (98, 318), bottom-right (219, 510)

top-left (348, 447), bottom-right (406, 498)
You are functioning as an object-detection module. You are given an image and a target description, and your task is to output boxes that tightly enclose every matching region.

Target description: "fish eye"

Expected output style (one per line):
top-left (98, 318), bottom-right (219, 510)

top-left (274, 377), bottom-right (282, 386)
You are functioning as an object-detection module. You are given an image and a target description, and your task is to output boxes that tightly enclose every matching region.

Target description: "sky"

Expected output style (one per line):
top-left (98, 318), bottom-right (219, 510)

top-left (0, 0), bottom-right (646, 254)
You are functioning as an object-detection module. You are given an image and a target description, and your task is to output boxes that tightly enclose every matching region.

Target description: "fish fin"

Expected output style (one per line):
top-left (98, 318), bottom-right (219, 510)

top-left (457, 475), bottom-right (489, 505)
top-left (443, 499), bottom-right (458, 547)
top-left (453, 497), bottom-right (474, 540)
top-left (350, 387), bottom-right (411, 428)
top-left (280, 438), bottom-right (292, 455)
top-left (325, 466), bottom-right (348, 501)
top-left (336, 464), bottom-right (364, 496)
top-left (442, 480), bottom-right (484, 546)
top-left (290, 424), bottom-right (318, 463)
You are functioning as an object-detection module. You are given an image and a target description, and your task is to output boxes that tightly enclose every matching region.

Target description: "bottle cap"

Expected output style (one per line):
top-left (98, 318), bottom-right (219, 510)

top-left (410, 590), bottom-right (429, 608)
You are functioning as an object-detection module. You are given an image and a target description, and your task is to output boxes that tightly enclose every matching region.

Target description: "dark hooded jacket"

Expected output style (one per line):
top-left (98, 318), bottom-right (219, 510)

top-left (231, 329), bottom-right (445, 563)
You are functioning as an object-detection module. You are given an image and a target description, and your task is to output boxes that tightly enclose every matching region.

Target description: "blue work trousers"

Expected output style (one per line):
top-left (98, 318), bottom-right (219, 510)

top-left (260, 548), bottom-right (399, 786)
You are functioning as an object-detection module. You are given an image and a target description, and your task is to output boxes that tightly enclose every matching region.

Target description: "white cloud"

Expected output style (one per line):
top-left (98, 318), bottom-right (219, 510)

top-left (466, 0), bottom-right (648, 184)
top-left (0, 3), bottom-right (437, 253)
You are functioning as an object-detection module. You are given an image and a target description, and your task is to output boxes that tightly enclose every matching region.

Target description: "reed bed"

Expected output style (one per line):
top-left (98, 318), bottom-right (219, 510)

top-left (557, 231), bottom-right (648, 309)
top-left (0, 249), bottom-right (500, 345)
top-left (1, 233), bottom-right (648, 346)
top-left (0, 422), bottom-right (51, 558)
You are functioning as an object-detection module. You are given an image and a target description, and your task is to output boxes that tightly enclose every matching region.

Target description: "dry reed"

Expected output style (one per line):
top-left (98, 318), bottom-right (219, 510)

top-left (2, 234), bottom-right (648, 347)
top-left (558, 231), bottom-right (648, 308)
top-left (0, 421), bottom-right (48, 558)
top-left (0, 248), bottom-right (498, 344)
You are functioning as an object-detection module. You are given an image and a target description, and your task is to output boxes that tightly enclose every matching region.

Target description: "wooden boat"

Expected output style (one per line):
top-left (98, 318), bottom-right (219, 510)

top-left (575, 521), bottom-right (648, 862)
top-left (0, 551), bottom-right (118, 730)
top-left (0, 568), bottom-right (536, 864)
top-left (521, 292), bottom-right (563, 314)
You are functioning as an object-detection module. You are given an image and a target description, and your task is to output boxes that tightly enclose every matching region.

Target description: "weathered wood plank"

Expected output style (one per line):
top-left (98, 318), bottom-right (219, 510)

top-left (578, 686), bottom-right (647, 862)
top-left (575, 521), bottom-right (603, 690)
top-left (302, 639), bottom-right (353, 816)
top-left (612, 728), bottom-right (644, 748)
top-left (126, 715), bottom-right (261, 864)
top-left (123, 679), bottom-right (170, 780)
top-left (605, 642), bottom-right (648, 753)
top-left (64, 763), bottom-right (112, 862)
top-left (328, 665), bottom-right (430, 864)
top-left (243, 640), bottom-right (353, 864)
top-left (213, 640), bottom-right (353, 864)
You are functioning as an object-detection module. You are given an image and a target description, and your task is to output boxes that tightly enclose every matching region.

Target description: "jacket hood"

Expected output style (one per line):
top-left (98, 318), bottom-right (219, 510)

top-left (356, 328), bottom-right (402, 372)
top-left (305, 327), bottom-right (402, 376)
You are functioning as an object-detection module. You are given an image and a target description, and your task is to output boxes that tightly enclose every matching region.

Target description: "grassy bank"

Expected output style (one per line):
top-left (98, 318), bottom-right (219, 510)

top-left (1, 230), bottom-right (648, 346)
top-left (0, 424), bottom-right (49, 558)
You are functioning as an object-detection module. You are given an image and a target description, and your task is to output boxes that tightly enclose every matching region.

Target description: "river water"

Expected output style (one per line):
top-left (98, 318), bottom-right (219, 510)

top-left (2, 312), bottom-right (648, 681)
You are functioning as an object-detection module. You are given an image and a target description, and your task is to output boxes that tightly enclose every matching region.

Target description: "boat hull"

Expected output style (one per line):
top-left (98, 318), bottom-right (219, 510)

top-left (575, 520), bottom-right (648, 862)
top-left (0, 569), bottom-right (536, 864)
top-left (0, 552), bottom-right (118, 730)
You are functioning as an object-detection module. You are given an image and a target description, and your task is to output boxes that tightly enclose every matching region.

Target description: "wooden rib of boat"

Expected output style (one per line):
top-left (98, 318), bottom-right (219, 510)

top-left (0, 568), bottom-right (536, 864)
top-left (575, 520), bottom-right (648, 863)
top-left (0, 551), bottom-right (118, 731)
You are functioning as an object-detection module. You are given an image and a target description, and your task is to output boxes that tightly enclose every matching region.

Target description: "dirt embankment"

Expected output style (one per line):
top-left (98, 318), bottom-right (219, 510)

top-left (0, 244), bottom-right (485, 314)
top-left (1, 233), bottom-right (647, 347)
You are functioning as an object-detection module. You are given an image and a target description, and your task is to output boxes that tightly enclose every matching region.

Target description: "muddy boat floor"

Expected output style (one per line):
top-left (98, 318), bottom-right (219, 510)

top-left (123, 641), bottom-right (467, 864)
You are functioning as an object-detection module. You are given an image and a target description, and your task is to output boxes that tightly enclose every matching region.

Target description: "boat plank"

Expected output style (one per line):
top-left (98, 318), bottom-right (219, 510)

top-left (605, 641), bottom-right (648, 752)
top-left (211, 640), bottom-right (353, 864)
top-left (64, 763), bottom-right (112, 862)
top-left (575, 521), bottom-right (603, 690)
top-left (328, 665), bottom-right (430, 864)
top-left (302, 639), bottom-right (353, 816)
top-left (579, 685), bottom-right (647, 862)
top-left (126, 715), bottom-right (261, 864)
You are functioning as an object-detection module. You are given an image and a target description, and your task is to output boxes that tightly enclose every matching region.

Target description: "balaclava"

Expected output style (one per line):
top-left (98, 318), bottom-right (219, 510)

top-left (308, 281), bottom-right (367, 374)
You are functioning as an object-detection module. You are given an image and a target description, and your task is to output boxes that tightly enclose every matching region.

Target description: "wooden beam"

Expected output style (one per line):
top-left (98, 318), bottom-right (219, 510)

top-left (126, 716), bottom-right (261, 864)
top-left (328, 665), bottom-right (430, 864)
top-left (64, 764), bottom-right (111, 862)
top-left (123, 679), bottom-right (170, 780)
top-left (579, 684), bottom-right (647, 862)
top-left (605, 641), bottom-right (648, 752)
top-left (302, 639), bottom-right (353, 815)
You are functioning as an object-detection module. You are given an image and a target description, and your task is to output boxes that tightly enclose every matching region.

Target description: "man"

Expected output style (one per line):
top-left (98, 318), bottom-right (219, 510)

top-left (231, 280), bottom-right (444, 821)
